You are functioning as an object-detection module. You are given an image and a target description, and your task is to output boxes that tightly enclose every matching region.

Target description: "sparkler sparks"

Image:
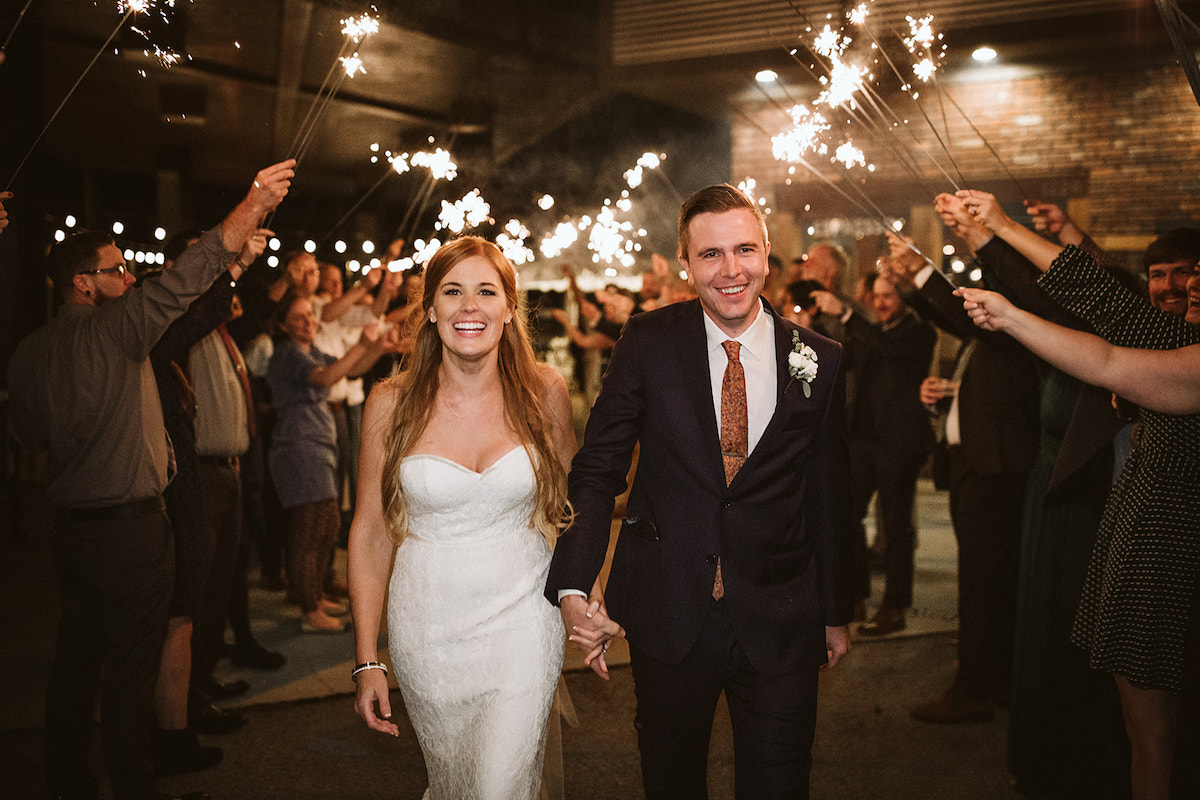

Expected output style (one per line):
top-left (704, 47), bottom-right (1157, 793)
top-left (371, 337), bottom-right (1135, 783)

top-left (341, 13), bottom-right (380, 43)
top-left (436, 190), bottom-right (491, 234)
top-left (813, 25), bottom-right (850, 59)
top-left (623, 152), bottom-right (665, 189)
top-left (410, 148), bottom-right (458, 181)
top-left (903, 15), bottom-right (936, 52)
top-left (834, 141), bottom-right (867, 169)
top-left (340, 54), bottom-right (365, 77)
top-left (771, 105), bottom-right (830, 163)
top-left (497, 220), bottom-right (535, 266)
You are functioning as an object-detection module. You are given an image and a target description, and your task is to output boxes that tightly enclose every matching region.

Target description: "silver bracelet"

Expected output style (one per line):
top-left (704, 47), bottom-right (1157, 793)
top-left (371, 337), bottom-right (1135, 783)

top-left (351, 661), bottom-right (388, 681)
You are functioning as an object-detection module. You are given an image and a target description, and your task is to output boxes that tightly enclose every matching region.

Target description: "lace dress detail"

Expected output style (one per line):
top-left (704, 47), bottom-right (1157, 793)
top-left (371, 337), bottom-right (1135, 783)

top-left (388, 446), bottom-right (563, 799)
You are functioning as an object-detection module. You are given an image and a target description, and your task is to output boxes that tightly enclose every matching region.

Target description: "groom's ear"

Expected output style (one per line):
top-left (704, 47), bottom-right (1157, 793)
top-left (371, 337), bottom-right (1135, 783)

top-left (679, 258), bottom-right (694, 286)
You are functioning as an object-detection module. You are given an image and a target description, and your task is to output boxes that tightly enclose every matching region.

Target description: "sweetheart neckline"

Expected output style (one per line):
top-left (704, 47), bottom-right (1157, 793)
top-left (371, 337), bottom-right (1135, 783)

top-left (402, 445), bottom-right (525, 476)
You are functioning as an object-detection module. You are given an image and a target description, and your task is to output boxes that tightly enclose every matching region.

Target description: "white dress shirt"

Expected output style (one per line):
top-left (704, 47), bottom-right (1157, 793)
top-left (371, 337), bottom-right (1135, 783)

top-left (701, 302), bottom-right (777, 457)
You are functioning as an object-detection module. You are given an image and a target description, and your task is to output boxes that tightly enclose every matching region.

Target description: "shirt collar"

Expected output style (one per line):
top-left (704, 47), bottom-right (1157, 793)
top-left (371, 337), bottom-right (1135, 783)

top-left (702, 300), bottom-right (773, 363)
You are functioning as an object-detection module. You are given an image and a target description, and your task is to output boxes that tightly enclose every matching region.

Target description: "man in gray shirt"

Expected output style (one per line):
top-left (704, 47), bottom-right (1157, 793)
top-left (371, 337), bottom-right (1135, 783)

top-left (7, 160), bottom-right (293, 800)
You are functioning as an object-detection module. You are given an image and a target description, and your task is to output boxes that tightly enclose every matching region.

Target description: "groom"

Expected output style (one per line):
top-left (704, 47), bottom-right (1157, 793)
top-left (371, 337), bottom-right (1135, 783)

top-left (545, 184), bottom-right (853, 798)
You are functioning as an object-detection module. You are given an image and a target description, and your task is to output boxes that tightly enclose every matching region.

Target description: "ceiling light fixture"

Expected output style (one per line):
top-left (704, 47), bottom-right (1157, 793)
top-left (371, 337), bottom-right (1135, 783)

top-left (972, 46), bottom-right (997, 63)
top-left (755, 69), bottom-right (778, 84)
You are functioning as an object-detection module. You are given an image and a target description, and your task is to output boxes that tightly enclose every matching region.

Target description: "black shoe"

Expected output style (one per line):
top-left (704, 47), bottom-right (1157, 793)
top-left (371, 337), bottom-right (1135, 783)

top-left (229, 641), bottom-right (286, 670)
top-left (190, 701), bottom-right (248, 735)
top-left (196, 677), bottom-right (250, 701)
top-left (153, 728), bottom-right (222, 777)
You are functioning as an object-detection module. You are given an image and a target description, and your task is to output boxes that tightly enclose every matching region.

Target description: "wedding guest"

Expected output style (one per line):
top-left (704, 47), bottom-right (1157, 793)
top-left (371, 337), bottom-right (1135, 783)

top-left (883, 231), bottom-right (1040, 724)
top-left (267, 291), bottom-right (398, 632)
top-left (813, 270), bottom-right (936, 635)
top-left (959, 188), bottom-right (1200, 800)
top-left (6, 160), bottom-right (292, 800)
top-left (934, 192), bottom-right (1131, 796)
top-left (349, 236), bottom-right (589, 798)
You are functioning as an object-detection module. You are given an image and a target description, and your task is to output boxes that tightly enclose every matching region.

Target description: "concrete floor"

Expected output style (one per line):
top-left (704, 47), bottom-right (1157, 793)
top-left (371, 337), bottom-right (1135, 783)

top-left (1, 480), bottom-right (1026, 799)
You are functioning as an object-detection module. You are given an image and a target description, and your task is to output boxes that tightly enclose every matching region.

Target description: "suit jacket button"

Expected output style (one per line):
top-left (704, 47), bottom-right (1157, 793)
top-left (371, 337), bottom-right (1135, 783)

top-left (705, 554), bottom-right (718, 564)
top-left (722, 501), bottom-right (732, 509)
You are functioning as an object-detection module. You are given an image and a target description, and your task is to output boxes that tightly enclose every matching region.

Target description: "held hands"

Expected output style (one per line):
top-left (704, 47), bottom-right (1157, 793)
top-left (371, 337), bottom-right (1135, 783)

top-left (920, 376), bottom-right (947, 405)
top-left (561, 594), bottom-right (625, 681)
top-left (822, 625), bottom-right (850, 670)
top-left (247, 159), bottom-right (296, 215)
top-left (0, 191), bottom-right (11, 235)
top-left (354, 668), bottom-right (399, 737)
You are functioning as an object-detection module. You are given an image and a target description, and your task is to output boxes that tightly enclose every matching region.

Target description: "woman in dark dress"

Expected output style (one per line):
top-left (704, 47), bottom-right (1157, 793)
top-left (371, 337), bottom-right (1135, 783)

top-left (958, 189), bottom-right (1200, 800)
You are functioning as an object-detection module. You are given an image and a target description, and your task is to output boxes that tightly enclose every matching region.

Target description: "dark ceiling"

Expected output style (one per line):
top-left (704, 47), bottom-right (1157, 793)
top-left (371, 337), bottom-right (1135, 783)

top-left (2, 0), bottom-right (1199, 255)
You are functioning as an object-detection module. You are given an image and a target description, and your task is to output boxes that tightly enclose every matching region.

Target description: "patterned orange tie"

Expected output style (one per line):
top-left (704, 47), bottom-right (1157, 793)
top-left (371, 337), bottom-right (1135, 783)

top-left (715, 340), bottom-right (748, 599)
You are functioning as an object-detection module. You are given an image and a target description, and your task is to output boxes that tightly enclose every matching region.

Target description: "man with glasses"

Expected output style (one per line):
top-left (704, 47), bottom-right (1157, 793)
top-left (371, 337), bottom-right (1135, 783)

top-left (7, 160), bottom-right (293, 800)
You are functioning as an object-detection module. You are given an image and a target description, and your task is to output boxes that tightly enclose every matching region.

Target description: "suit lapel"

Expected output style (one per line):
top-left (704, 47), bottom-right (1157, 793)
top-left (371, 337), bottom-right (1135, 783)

top-left (674, 301), bottom-right (724, 484)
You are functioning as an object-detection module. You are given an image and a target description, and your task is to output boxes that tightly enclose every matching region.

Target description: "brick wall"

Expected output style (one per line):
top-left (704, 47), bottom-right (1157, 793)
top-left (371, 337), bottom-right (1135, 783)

top-left (733, 62), bottom-right (1200, 259)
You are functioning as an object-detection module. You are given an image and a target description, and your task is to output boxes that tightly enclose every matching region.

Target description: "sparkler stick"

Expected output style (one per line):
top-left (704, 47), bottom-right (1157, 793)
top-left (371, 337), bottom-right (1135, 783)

top-left (857, 17), bottom-right (965, 188)
top-left (287, 14), bottom-right (377, 166)
top-left (935, 84), bottom-right (1029, 198)
top-left (319, 166), bottom-right (395, 247)
top-left (0, 0), bottom-right (34, 64)
top-left (737, 105), bottom-right (937, 269)
top-left (5, 1), bottom-right (146, 190)
top-left (398, 174), bottom-right (439, 245)
top-left (778, 44), bottom-right (936, 195)
top-left (392, 172), bottom-right (433, 242)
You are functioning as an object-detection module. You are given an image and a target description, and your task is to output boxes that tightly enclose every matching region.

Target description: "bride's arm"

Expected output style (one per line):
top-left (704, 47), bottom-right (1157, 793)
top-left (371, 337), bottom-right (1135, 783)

top-left (349, 383), bottom-right (401, 736)
top-left (958, 286), bottom-right (1200, 414)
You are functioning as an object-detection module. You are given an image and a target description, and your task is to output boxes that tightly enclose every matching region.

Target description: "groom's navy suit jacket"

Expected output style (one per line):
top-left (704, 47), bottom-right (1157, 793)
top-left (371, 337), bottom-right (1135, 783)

top-left (545, 298), bottom-right (854, 676)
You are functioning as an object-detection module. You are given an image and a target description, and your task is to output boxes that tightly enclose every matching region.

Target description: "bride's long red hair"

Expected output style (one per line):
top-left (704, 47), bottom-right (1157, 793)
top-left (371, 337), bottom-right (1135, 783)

top-left (379, 236), bottom-right (568, 545)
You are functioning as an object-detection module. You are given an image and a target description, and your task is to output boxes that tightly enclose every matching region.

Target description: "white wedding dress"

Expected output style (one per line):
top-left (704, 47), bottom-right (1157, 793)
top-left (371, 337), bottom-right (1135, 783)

top-left (388, 446), bottom-right (563, 800)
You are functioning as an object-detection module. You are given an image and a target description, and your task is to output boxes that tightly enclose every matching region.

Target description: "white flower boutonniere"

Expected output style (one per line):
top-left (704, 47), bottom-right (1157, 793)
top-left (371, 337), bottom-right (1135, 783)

top-left (787, 330), bottom-right (819, 398)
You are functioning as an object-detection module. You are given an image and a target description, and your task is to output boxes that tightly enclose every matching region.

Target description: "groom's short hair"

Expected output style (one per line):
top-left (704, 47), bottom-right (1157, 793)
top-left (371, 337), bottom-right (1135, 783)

top-left (677, 184), bottom-right (768, 262)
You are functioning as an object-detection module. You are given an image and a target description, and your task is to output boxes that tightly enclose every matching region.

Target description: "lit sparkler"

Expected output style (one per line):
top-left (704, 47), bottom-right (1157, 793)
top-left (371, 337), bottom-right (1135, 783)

top-left (834, 141), bottom-right (867, 169)
top-left (6, 0), bottom-right (153, 188)
top-left (287, 10), bottom-right (380, 167)
top-left (436, 190), bottom-right (491, 234)
top-left (410, 148), bottom-right (458, 181)
top-left (496, 220), bottom-right (535, 266)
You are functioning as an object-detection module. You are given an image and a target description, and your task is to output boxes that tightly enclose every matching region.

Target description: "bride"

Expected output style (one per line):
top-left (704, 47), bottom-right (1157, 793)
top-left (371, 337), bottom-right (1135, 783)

top-left (348, 236), bottom-right (614, 798)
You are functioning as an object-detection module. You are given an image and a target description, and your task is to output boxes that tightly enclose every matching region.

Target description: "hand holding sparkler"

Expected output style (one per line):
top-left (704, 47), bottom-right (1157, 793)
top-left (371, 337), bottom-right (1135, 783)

top-left (884, 231), bottom-right (928, 277)
top-left (232, 227), bottom-right (275, 278)
top-left (934, 193), bottom-right (993, 252)
top-left (247, 160), bottom-right (295, 216)
top-left (957, 190), bottom-right (1019, 241)
top-left (876, 256), bottom-right (915, 291)
top-left (384, 237), bottom-right (406, 262)
top-left (955, 286), bottom-right (1018, 334)
top-left (1024, 200), bottom-right (1085, 246)
top-left (222, 160), bottom-right (294, 254)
